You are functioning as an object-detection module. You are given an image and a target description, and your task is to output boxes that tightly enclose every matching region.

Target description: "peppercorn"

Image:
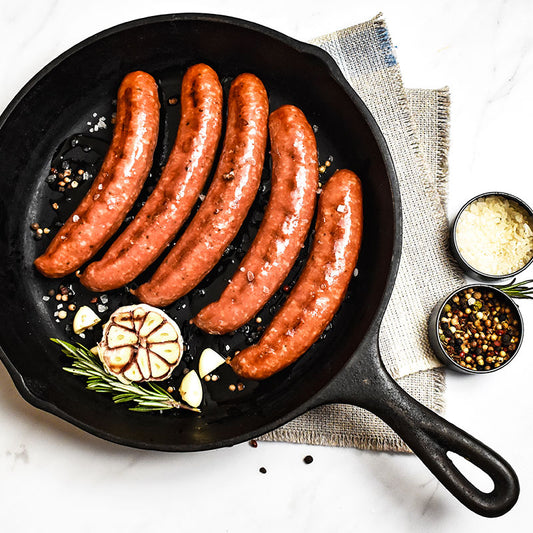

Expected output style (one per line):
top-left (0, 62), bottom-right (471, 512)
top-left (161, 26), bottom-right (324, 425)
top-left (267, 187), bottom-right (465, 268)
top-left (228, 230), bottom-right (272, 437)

top-left (438, 287), bottom-right (520, 371)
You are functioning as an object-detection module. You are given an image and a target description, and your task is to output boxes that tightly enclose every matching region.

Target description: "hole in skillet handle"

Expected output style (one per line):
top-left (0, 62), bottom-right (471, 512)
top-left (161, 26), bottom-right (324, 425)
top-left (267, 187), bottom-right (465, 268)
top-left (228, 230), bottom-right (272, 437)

top-left (447, 451), bottom-right (495, 493)
top-left (428, 283), bottom-right (524, 374)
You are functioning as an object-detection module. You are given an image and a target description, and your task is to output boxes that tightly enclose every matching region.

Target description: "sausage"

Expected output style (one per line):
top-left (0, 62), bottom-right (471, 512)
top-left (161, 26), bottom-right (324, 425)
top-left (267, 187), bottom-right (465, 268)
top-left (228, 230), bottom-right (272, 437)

top-left (80, 64), bottom-right (223, 291)
top-left (193, 105), bottom-right (318, 334)
top-left (34, 71), bottom-right (160, 278)
top-left (133, 73), bottom-right (269, 307)
top-left (230, 169), bottom-right (363, 380)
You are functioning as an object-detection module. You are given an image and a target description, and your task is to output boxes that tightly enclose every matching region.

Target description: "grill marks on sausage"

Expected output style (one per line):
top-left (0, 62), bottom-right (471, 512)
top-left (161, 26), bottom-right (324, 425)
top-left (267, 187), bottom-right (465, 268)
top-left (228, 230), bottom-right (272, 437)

top-left (133, 73), bottom-right (269, 307)
top-left (193, 105), bottom-right (318, 334)
top-left (80, 64), bottom-right (223, 292)
top-left (34, 71), bottom-right (160, 278)
top-left (37, 70), bottom-right (362, 380)
top-left (230, 169), bottom-right (363, 380)
top-left (116, 88), bottom-right (134, 160)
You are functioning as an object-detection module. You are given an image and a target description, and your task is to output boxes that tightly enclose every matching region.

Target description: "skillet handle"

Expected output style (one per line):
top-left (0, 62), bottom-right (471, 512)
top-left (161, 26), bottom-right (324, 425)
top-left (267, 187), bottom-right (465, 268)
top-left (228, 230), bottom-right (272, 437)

top-left (317, 334), bottom-right (519, 517)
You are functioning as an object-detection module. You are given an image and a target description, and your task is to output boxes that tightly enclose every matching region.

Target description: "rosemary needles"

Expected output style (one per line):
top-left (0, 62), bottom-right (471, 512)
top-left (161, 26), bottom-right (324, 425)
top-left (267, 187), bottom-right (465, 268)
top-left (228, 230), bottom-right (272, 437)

top-left (497, 278), bottom-right (533, 300)
top-left (52, 338), bottom-right (199, 413)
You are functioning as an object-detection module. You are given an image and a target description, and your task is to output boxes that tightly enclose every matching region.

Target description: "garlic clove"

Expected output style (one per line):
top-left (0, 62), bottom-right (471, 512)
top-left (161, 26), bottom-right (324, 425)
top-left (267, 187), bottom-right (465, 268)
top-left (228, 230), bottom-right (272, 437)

top-left (136, 347), bottom-right (152, 380)
top-left (107, 326), bottom-right (138, 349)
top-left (147, 322), bottom-right (179, 343)
top-left (179, 370), bottom-right (203, 408)
top-left (150, 342), bottom-right (182, 364)
top-left (149, 355), bottom-right (171, 379)
top-left (123, 363), bottom-right (142, 382)
top-left (198, 348), bottom-right (226, 378)
top-left (72, 306), bottom-right (101, 334)
top-left (105, 346), bottom-right (135, 373)
top-left (139, 311), bottom-right (164, 337)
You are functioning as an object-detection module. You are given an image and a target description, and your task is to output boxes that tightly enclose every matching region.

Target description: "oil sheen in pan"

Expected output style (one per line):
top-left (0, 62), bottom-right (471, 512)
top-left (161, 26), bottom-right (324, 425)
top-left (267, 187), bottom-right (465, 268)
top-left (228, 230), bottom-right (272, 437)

top-left (31, 66), bottom-right (358, 412)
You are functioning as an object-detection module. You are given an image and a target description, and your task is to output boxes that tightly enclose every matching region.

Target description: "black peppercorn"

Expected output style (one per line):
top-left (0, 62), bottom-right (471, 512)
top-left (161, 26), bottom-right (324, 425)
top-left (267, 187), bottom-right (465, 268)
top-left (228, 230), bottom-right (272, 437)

top-left (438, 288), bottom-right (520, 371)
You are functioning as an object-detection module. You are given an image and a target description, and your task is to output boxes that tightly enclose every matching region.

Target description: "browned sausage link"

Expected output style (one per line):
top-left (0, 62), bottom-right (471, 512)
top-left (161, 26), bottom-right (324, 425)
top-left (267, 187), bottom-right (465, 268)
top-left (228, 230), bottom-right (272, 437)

top-left (80, 64), bottom-right (223, 291)
top-left (133, 73), bottom-right (269, 307)
top-left (34, 71), bottom-right (160, 278)
top-left (193, 105), bottom-right (318, 334)
top-left (231, 169), bottom-right (363, 380)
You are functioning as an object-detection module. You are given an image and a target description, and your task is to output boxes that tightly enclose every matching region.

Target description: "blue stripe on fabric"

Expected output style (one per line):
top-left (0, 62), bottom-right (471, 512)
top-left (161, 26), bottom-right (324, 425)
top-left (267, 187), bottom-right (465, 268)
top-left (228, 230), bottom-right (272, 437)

top-left (375, 23), bottom-right (397, 67)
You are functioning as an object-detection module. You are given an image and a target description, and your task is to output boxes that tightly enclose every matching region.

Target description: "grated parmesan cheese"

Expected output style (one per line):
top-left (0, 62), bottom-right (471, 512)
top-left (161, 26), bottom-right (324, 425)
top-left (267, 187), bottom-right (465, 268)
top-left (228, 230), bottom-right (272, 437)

top-left (456, 195), bottom-right (533, 275)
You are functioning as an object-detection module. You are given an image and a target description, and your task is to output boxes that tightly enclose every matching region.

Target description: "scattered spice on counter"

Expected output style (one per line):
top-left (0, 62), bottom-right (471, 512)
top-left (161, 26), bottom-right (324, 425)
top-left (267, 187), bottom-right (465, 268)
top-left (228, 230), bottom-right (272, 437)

top-left (438, 287), bottom-right (520, 371)
top-left (455, 195), bottom-right (533, 275)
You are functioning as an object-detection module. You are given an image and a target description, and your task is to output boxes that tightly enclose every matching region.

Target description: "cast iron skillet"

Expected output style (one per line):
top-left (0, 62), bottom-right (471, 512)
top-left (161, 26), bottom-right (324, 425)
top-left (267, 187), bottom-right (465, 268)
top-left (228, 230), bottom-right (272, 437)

top-left (0, 13), bottom-right (519, 517)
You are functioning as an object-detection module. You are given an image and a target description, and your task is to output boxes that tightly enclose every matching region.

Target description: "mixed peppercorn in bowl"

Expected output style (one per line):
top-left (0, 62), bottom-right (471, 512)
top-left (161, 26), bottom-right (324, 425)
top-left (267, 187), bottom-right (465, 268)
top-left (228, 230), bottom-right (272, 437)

top-left (429, 284), bottom-right (523, 374)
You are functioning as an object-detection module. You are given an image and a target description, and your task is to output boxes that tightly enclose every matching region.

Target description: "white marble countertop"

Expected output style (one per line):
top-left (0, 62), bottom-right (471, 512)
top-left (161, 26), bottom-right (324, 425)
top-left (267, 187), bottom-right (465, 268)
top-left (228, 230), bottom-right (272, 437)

top-left (1, 1), bottom-right (532, 531)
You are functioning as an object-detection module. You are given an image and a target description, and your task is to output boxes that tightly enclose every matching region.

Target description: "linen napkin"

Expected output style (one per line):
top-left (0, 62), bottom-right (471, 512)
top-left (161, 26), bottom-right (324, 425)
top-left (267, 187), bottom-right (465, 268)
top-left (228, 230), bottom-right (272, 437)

top-left (262, 14), bottom-right (465, 452)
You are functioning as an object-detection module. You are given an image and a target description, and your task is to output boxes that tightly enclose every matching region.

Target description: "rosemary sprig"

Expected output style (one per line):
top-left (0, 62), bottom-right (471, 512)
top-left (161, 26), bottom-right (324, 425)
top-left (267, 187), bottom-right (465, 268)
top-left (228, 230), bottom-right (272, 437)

top-left (51, 338), bottom-right (199, 413)
top-left (495, 278), bottom-right (533, 300)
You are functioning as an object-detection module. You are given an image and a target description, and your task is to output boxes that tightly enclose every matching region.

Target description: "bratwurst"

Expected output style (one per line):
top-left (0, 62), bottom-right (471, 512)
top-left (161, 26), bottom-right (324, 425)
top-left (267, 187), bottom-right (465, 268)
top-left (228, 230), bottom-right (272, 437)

top-left (193, 105), bottom-right (318, 334)
top-left (34, 71), bottom-right (160, 278)
top-left (134, 73), bottom-right (269, 307)
top-left (81, 64), bottom-right (223, 291)
top-left (230, 169), bottom-right (363, 380)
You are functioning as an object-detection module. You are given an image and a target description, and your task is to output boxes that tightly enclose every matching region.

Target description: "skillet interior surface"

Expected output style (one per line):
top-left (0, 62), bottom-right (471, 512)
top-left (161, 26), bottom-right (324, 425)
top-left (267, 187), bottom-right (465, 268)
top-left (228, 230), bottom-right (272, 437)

top-left (0, 14), bottom-right (398, 450)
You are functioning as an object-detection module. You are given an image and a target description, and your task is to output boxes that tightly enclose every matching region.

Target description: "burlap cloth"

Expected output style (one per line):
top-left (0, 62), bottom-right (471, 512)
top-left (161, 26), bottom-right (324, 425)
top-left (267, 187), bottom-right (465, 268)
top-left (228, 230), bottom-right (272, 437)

top-left (261, 14), bottom-right (465, 452)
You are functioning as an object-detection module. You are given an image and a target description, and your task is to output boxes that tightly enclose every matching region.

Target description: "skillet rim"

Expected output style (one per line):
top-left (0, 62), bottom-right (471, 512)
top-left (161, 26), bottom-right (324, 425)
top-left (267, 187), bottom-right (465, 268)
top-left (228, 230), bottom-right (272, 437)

top-left (0, 12), bottom-right (402, 451)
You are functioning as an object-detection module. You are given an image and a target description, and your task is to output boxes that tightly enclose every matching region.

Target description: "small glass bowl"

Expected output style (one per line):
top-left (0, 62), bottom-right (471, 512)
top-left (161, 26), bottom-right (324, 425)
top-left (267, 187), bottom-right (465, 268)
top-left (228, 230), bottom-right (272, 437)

top-left (428, 284), bottom-right (523, 374)
top-left (450, 191), bottom-right (533, 281)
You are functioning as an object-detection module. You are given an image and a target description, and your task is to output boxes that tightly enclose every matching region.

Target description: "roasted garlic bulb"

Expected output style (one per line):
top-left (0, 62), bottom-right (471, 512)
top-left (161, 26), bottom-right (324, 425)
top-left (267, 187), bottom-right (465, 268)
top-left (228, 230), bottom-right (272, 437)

top-left (98, 304), bottom-right (183, 382)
